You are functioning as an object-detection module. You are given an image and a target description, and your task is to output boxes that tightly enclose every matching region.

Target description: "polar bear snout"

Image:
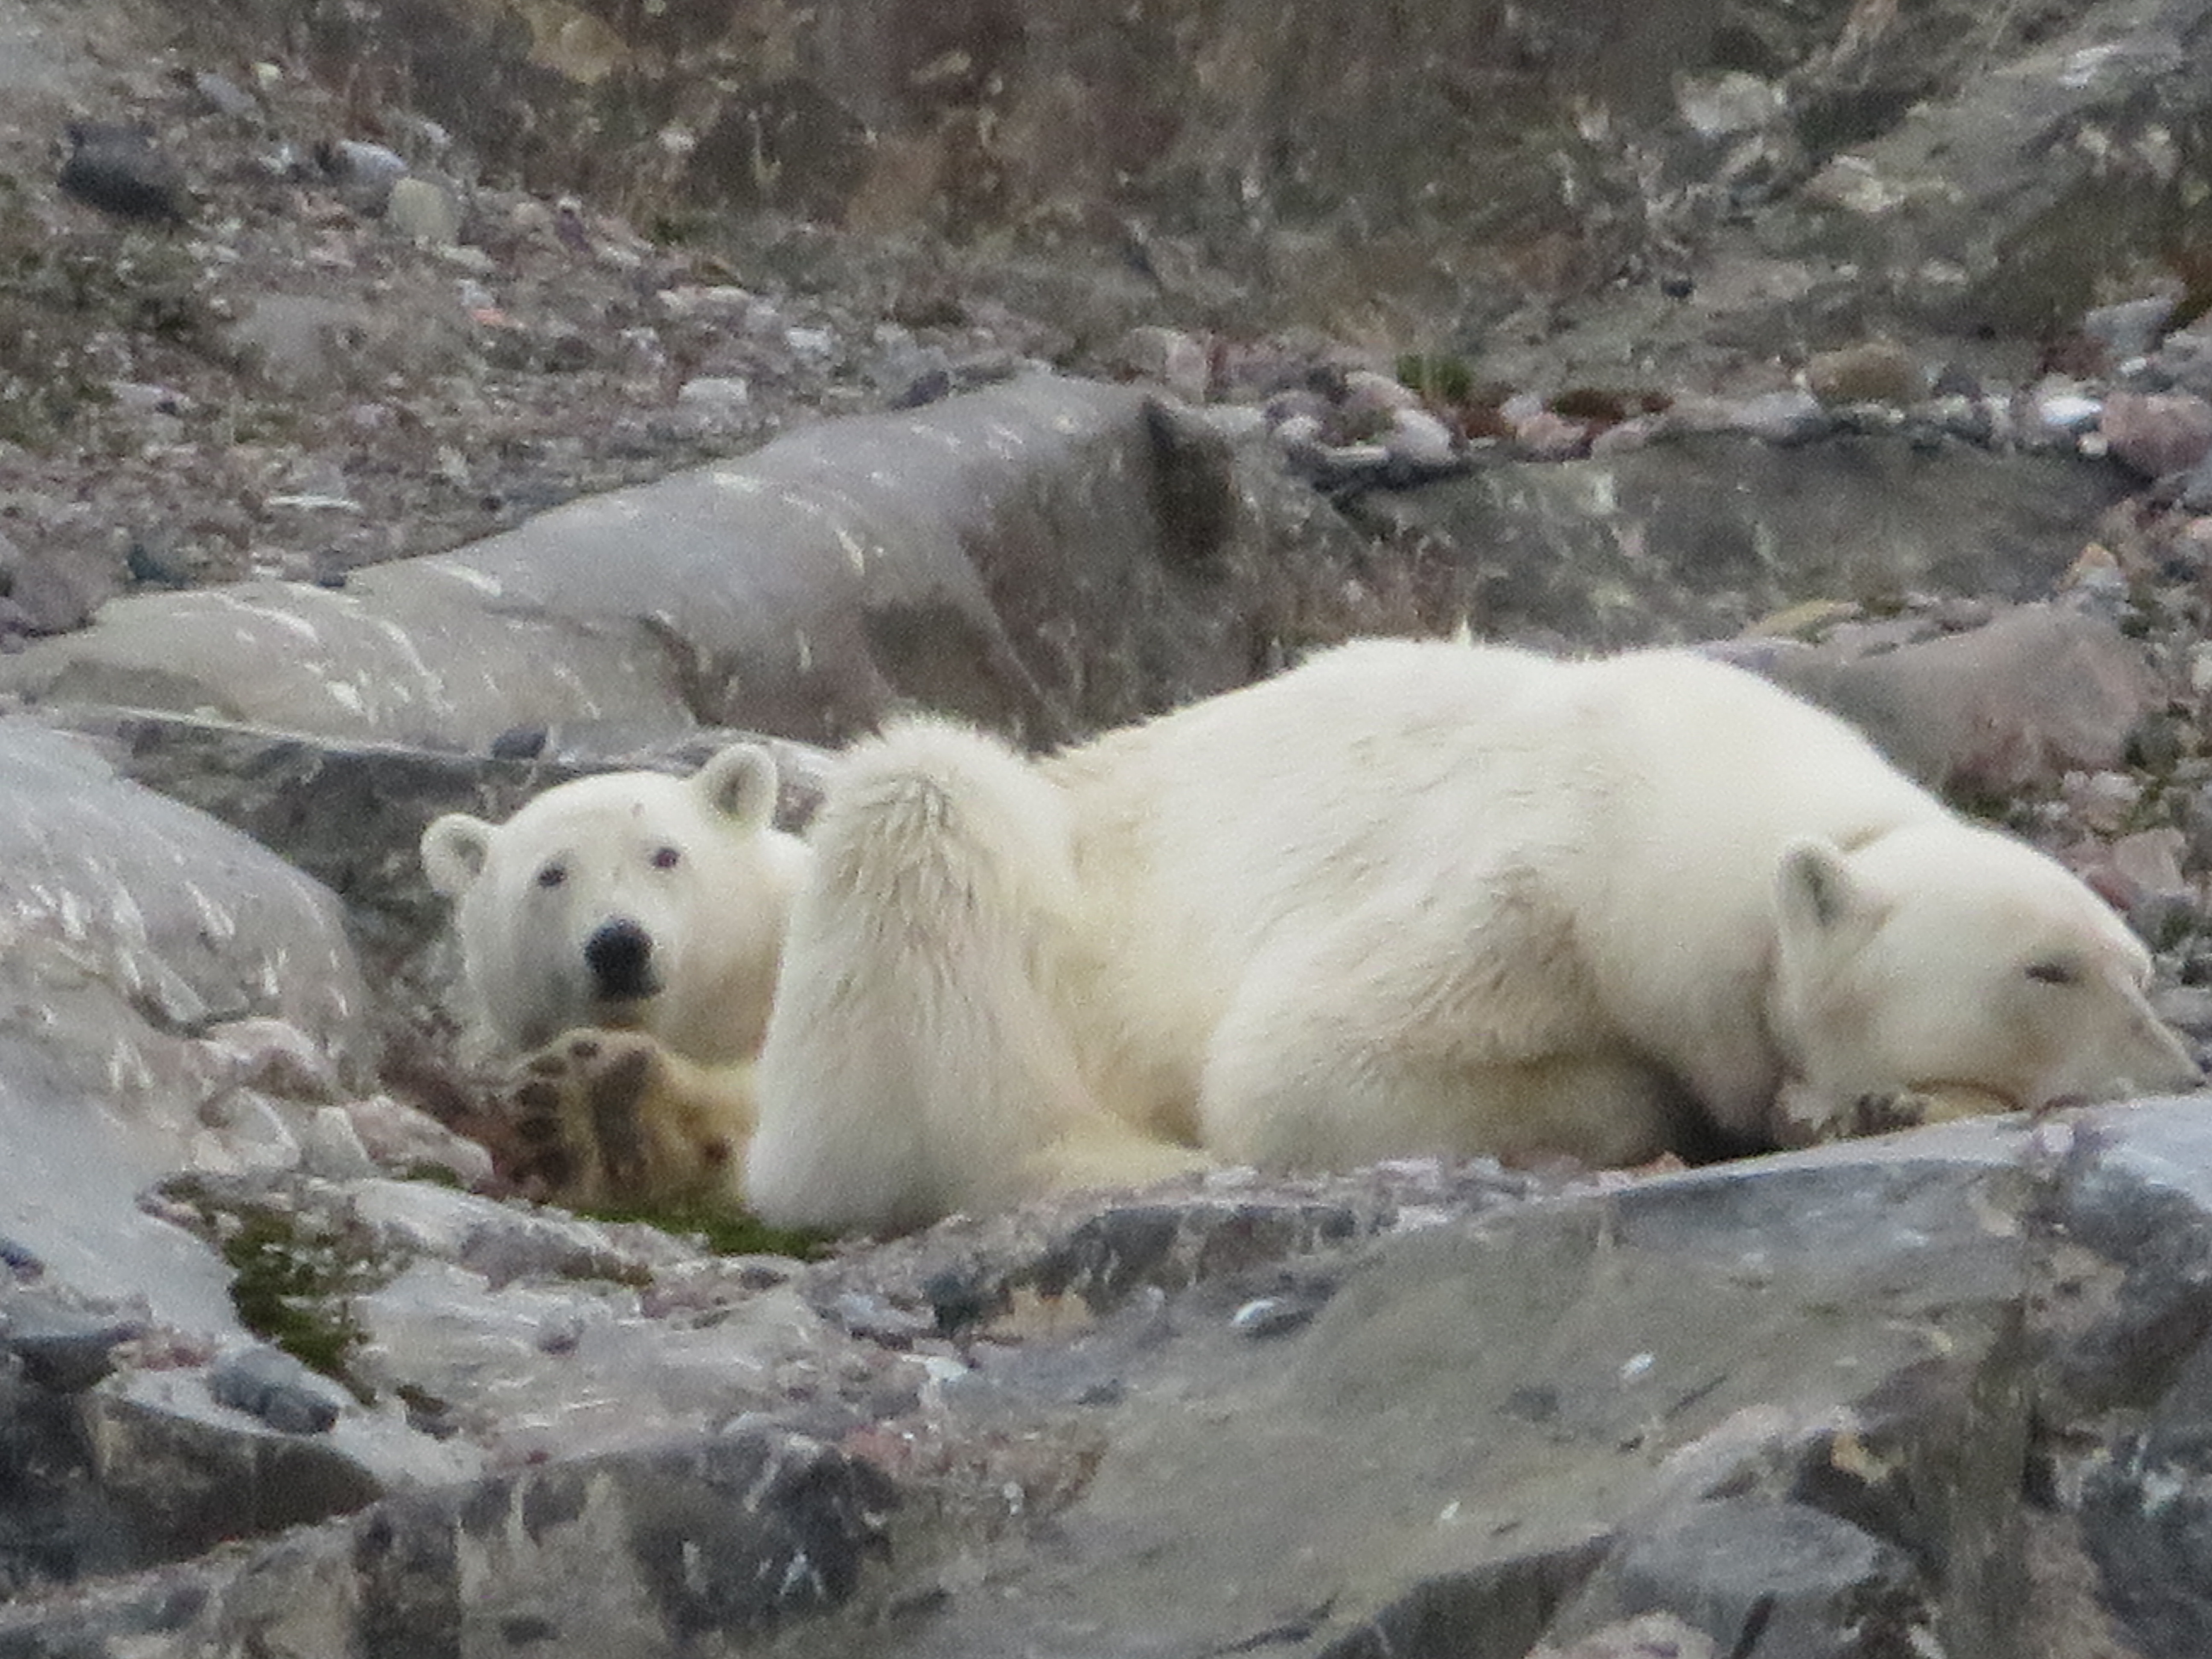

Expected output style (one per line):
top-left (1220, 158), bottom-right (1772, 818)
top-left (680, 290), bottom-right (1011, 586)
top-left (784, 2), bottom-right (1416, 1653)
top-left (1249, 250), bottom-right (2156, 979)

top-left (584, 917), bottom-right (661, 1001)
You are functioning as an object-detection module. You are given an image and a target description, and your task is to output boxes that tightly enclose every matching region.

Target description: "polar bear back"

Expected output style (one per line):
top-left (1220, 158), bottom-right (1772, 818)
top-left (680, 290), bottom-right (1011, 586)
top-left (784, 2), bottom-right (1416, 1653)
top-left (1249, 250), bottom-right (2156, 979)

top-left (1044, 638), bottom-right (1950, 1138)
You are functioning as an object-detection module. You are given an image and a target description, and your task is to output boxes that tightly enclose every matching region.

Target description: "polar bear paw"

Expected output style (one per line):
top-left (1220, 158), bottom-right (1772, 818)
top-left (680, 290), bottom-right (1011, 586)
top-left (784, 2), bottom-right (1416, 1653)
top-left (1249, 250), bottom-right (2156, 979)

top-left (502, 1029), bottom-right (751, 1209)
top-left (1771, 1078), bottom-right (2016, 1148)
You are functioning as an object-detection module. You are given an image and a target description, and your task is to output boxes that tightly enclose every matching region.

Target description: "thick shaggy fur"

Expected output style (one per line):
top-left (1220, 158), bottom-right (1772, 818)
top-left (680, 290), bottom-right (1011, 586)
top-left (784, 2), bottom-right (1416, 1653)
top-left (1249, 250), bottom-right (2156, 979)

top-left (748, 638), bottom-right (2200, 1233)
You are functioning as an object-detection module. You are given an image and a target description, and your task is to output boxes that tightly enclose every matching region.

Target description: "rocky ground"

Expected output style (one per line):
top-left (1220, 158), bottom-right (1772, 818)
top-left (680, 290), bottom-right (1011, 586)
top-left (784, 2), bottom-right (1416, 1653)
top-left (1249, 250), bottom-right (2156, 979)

top-left (0, 0), bottom-right (1074, 627)
top-left (18, 0), bottom-right (2212, 1654)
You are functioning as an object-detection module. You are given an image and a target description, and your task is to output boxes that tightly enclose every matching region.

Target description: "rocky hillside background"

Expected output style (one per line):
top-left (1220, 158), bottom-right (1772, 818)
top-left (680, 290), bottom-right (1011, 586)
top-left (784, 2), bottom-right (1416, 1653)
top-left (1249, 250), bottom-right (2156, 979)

top-left (14, 0), bottom-right (2212, 1656)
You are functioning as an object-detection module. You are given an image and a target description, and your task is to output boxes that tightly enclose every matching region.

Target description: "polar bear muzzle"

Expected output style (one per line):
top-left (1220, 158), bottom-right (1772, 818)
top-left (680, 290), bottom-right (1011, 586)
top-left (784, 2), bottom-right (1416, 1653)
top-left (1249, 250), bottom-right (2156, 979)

top-left (584, 917), bottom-right (661, 1001)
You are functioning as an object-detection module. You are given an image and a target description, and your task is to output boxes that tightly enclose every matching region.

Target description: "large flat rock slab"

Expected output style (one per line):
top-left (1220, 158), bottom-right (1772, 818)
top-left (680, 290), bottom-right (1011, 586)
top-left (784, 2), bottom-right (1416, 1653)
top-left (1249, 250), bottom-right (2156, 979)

top-left (0, 376), bottom-right (1365, 751)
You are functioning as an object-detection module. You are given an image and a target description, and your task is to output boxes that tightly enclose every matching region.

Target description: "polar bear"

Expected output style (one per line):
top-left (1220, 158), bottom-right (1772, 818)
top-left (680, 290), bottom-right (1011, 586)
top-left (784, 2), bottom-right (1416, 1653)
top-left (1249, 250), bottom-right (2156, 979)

top-left (747, 636), bottom-right (2202, 1234)
top-left (420, 744), bottom-right (810, 1205)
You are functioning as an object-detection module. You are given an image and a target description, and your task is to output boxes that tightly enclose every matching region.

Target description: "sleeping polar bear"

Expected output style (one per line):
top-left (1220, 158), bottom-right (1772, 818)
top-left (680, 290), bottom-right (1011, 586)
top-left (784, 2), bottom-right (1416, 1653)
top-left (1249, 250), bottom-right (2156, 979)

top-left (746, 637), bottom-right (2203, 1234)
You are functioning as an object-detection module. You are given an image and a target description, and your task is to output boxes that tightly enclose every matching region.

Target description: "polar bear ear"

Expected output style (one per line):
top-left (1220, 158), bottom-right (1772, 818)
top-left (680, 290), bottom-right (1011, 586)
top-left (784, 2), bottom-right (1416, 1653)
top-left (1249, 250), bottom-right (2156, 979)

top-left (1774, 837), bottom-right (1873, 944)
top-left (694, 743), bottom-right (780, 832)
top-left (421, 813), bottom-right (496, 898)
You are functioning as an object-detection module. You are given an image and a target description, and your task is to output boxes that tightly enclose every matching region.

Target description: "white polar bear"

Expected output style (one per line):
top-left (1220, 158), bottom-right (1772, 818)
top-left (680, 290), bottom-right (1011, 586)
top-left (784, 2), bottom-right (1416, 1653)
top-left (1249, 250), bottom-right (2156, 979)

top-left (420, 744), bottom-right (811, 1204)
top-left (747, 636), bottom-right (2202, 1234)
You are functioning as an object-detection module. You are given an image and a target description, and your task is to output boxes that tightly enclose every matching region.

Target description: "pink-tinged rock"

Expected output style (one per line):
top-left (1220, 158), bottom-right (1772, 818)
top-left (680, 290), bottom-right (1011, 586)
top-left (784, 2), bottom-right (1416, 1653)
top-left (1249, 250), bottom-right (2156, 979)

top-left (2101, 391), bottom-right (2212, 478)
top-left (2066, 829), bottom-right (2191, 913)
top-left (1753, 604), bottom-right (2158, 797)
top-left (1513, 409), bottom-right (1591, 459)
top-left (1114, 326), bottom-right (1213, 402)
top-left (2112, 828), bottom-right (2190, 899)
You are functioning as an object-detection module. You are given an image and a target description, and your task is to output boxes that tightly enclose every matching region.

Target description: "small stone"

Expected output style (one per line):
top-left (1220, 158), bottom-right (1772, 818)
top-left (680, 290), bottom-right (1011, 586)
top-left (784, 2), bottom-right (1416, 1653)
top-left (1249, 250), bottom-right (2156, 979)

top-left (1115, 326), bottom-right (1212, 402)
top-left (1381, 407), bottom-right (1458, 472)
top-left (2034, 388), bottom-right (2104, 434)
top-left (2177, 452), bottom-right (2212, 514)
top-left (1930, 361), bottom-right (1985, 399)
top-left (1512, 410), bottom-right (1590, 460)
top-left (1806, 339), bottom-right (1923, 405)
top-left (1230, 1296), bottom-right (1317, 1338)
top-left (1339, 368), bottom-right (1422, 422)
top-left (676, 376), bottom-right (752, 411)
top-left (2064, 769), bottom-right (2144, 835)
top-left (384, 176), bottom-right (463, 245)
top-left (12, 551), bottom-right (102, 633)
top-left (890, 367), bottom-right (955, 409)
top-left (58, 123), bottom-right (187, 222)
top-left (490, 725), bottom-right (547, 760)
top-left (300, 1107), bottom-right (377, 1180)
top-left (208, 1345), bottom-right (345, 1434)
top-left (192, 72), bottom-right (260, 120)
top-left (1264, 388), bottom-right (1327, 430)
top-left (2, 1303), bottom-right (141, 1392)
top-left (1732, 389), bottom-right (1829, 445)
top-left (317, 139), bottom-right (407, 211)
top-left (1920, 394), bottom-right (1993, 445)
top-left (2154, 984), bottom-right (2212, 1038)
top-left (2102, 390), bottom-right (2212, 478)
top-left (2113, 827), bottom-right (2190, 898)
top-left (2083, 296), bottom-right (2179, 363)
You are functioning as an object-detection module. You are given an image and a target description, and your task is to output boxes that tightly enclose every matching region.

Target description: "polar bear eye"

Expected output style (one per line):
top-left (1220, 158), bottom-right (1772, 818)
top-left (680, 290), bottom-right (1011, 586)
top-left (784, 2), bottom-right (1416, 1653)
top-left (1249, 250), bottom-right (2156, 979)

top-left (650, 845), bottom-right (682, 871)
top-left (535, 861), bottom-right (567, 890)
top-left (2024, 959), bottom-right (2077, 987)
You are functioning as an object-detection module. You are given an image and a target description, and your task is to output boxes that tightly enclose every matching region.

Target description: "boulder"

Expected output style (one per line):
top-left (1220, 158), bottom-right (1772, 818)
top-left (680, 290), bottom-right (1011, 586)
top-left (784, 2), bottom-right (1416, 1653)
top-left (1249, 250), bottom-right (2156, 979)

top-left (0, 377), bottom-right (1368, 752)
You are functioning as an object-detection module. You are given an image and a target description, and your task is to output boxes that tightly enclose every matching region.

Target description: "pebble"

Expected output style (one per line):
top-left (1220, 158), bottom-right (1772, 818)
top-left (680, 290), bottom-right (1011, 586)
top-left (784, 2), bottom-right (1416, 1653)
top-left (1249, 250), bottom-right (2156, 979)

top-left (1731, 389), bottom-right (1829, 445)
top-left (300, 1106), bottom-right (377, 1180)
top-left (0, 1302), bottom-right (142, 1392)
top-left (676, 376), bottom-right (753, 411)
top-left (2101, 390), bottom-right (2212, 479)
top-left (1382, 407), bottom-right (1459, 471)
top-left (1339, 369), bottom-right (1422, 421)
top-left (1116, 326), bottom-right (1211, 402)
top-left (319, 139), bottom-right (408, 211)
top-left (2082, 296), bottom-right (2178, 364)
top-left (208, 1345), bottom-right (345, 1434)
top-left (58, 122), bottom-right (187, 222)
top-left (1806, 339), bottom-right (1923, 405)
top-left (385, 176), bottom-right (463, 245)
top-left (191, 72), bottom-right (261, 121)
top-left (2034, 389), bottom-right (2104, 434)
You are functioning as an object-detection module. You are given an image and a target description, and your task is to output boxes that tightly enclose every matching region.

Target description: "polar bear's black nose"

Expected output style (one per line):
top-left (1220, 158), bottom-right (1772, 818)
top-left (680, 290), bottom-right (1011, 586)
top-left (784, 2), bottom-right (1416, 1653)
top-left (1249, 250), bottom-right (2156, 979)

top-left (585, 919), bottom-right (658, 999)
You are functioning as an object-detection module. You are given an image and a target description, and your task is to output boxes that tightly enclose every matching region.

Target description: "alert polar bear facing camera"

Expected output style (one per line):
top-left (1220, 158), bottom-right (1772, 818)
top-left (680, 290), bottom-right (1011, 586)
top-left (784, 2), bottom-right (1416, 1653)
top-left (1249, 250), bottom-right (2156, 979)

top-left (420, 744), bottom-right (810, 1205)
top-left (747, 635), bottom-right (2203, 1235)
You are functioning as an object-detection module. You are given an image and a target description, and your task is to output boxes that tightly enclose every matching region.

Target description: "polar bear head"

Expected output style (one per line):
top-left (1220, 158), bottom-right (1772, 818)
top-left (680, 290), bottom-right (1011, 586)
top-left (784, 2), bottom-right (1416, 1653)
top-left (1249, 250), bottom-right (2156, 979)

top-left (421, 744), bottom-right (807, 1065)
top-left (1769, 821), bottom-right (2201, 1131)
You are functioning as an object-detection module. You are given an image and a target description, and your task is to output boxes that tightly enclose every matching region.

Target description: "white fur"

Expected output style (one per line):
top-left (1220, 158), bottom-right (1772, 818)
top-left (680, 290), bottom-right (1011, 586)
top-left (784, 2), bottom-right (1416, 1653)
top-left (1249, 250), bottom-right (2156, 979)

top-left (748, 638), bottom-right (2201, 1232)
top-left (421, 744), bottom-right (811, 1066)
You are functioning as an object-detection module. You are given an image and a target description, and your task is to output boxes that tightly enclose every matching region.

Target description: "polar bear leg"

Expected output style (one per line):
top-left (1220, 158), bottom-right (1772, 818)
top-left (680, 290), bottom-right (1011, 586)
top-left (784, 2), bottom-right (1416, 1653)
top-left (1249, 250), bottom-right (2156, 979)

top-left (748, 717), bottom-right (1104, 1234)
top-left (1198, 905), bottom-right (1681, 1171)
top-left (1022, 1117), bottom-right (1217, 1199)
top-left (506, 1028), bottom-right (753, 1208)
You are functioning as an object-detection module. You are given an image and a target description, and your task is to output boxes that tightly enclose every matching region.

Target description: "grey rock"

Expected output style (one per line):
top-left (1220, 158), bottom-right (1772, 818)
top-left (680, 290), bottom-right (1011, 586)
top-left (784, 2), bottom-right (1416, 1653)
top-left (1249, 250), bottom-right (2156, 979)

top-left (0, 376), bottom-right (1371, 751)
top-left (1730, 390), bottom-right (1830, 444)
top-left (1752, 603), bottom-right (2159, 795)
top-left (2102, 390), bottom-right (2212, 479)
top-left (384, 175), bottom-right (463, 244)
top-left (1345, 441), bottom-right (2126, 652)
top-left (208, 1344), bottom-right (346, 1433)
top-left (0, 722), bottom-right (370, 1334)
top-left (189, 70), bottom-right (259, 120)
top-left (58, 122), bottom-right (186, 222)
top-left (0, 1298), bottom-right (141, 1392)
top-left (1566, 1499), bottom-right (1915, 1659)
top-left (317, 137), bottom-right (408, 210)
top-left (2083, 296), bottom-right (2179, 363)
